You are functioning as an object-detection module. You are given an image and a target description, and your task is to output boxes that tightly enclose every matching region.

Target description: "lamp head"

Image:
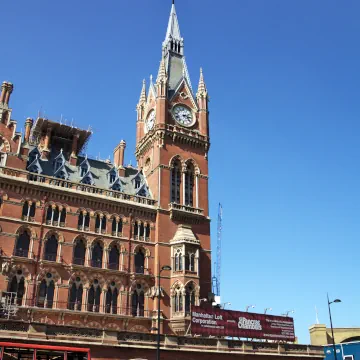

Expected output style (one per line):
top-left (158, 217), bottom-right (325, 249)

top-left (161, 265), bottom-right (171, 271)
top-left (333, 299), bottom-right (341, 303)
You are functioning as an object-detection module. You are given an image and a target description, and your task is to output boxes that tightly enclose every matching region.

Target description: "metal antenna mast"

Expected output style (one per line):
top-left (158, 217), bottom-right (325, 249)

top-left (212, 203), bottom-right (223, 297)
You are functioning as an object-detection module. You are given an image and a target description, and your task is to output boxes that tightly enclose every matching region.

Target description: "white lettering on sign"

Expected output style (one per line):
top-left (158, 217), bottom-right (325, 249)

top-left (237, 317), bottom-right (262, 331)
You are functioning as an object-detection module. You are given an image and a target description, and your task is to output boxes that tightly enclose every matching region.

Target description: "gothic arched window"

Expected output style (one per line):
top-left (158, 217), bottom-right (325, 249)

top-left (37, 273), bottom-right (55, 309)
top-left (185, 163), bottom-right (194, 206)
top-left (91, 242), bottom-right (103, 268)
top-left (68, 277), bottom-right (83, 311)
top-left (131, 284), bottom-right (144, 317)
top-left (87, 279), bottom-right (101, 312)
top-left (14, 230), bottom-right (30, 258)
top-left (8, 270), bottom-right (25, 306)
top-left (174, 248), bottom-right (183, 272)
top-left (185, 283), bottom-right (196, 315)
top-left (108, 245), bottom-right (120, 270)
top-left (135, 248), bottom-right (145, 274)
top-left (73, 238), bottom-right (86, 266)
top-left (44, 235), bottom-right (58, 262)
top-left (105, 283), bottom-right (118, 314)
top-left (171, 160), bottom-right (181, 203)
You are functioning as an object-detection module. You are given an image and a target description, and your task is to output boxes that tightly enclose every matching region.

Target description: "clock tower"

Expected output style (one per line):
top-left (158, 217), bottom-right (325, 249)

top-left (135, 2), bottom-right (211, 334)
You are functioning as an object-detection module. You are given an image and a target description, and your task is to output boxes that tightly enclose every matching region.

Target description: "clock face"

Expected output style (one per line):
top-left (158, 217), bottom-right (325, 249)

top-left (145, 110), bottom-right (155, 133)
top-left (172, 105), bottom-right (194, 127)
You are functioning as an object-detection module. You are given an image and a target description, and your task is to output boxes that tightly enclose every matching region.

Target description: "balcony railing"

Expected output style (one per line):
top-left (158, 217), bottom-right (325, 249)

top-left (107, 262), bottom-right (120, 270)
top-left (169, 203), bottom-right (204, 216)
top-left (72, 257), bottom-right (85, 266)
top-left (90, 259), bottom-right (102, 268)
top-left (0, 166), bottom-right (157, 207)
top-left (13, 249), bottom-right (29, 258)
top-left (14, 298), bottom-right (152, 318)
top-left (43, 253), bottom-right (57, 262)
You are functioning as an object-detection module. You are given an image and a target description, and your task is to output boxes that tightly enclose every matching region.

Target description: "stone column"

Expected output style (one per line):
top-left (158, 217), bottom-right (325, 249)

top-left (4, 83), bottom-right (13, 104)
top-left (0, 82), bottom-right (6, 103)
top-left (24, 118), bottom-right (34, 143)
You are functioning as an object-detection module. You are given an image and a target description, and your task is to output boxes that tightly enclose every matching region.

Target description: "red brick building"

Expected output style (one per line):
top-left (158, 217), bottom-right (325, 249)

top-left (0, 3), bottom-right (323, 360)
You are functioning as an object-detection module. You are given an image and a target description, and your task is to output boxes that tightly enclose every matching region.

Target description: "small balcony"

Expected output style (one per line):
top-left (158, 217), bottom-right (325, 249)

top-left (72, 257), bottom-right (85, 266)
top-left (90, 259), bottom-right (102, 268)
top-left (13, 249), bottom-right (29, 258)
top-left (43, 253), bottom-right (57, 262)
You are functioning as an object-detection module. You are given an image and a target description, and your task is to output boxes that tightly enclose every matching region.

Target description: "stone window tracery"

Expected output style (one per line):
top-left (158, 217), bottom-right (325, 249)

top-left (185, 282), bottom-right (196, 315)
top-left (95, 213), bottom-right (106, 234)
top-left (174, 248), bottom-right (183, 271)
top-left (8, 270), bottom-right (25, 306)
top-left (105, 281), bottom-right (118, 314)
top-left (78, 211), bottom-right (90, 231)
top-left (185, 163), bottom-right (194, 206)
top-left (68, 276), bottom-right (83, 311)
top-left (111, 217), bottom-right (123, 237)
top-left (37, 272), bottom-right (55, 309)
top-left (134, 248), bottom-right (145, 274)
top-left (131, 283), bottom-right (145, 317)
top-left (108, 245), bottom-right (120, 270)
top-left (87, 279), bottom-right (101, 312)
top-left (133, 221), bottom-right (150, 241)
top-left (22, 201), bottom-right (36, 221)
top-left (46, 205), bottom-right (66, 227)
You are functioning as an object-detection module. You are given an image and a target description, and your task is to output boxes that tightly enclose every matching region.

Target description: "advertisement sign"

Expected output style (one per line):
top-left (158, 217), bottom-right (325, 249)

top-left (191, 306), bottom-right (295, 341)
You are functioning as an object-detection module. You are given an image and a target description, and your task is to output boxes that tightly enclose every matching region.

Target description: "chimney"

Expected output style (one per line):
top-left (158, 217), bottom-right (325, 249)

top-left (113, 140), bottom-right (126, 176)
top-left (4, 83), bottom-right (13, 105)
top-left (0, 82), bottom-right (7, 104)
top-left (24, 118), bottom-right (34, 143)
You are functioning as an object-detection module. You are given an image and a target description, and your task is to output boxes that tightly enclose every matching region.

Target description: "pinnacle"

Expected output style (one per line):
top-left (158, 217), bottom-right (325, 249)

top-left (138, 79), bottom-right (147, 104)
top-left (157, 58), bottom-right (167, 82)
top-left (197, 67), bottom-right (207, 97)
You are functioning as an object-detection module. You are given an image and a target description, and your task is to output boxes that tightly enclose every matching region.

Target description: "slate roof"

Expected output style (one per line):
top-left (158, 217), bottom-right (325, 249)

top-left (27, 146), bottom-right (151, 198)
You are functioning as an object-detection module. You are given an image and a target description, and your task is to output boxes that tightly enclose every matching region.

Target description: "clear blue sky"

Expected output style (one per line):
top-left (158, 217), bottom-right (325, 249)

top-left (2, 0), bottom-right (359, 343)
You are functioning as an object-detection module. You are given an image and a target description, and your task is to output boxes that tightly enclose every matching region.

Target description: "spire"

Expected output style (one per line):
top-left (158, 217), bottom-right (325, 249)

top-left (164, 2), bottom-right (182, 44)
top-left (197, 68), bottom-right (208, 98)
top-left (138, 79), bottom-right (147, 104)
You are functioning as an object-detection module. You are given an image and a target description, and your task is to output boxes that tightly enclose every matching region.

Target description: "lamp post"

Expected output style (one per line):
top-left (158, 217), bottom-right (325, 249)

top-left (246, 305), bottom-right (255, 312)
top-left (282, 310), bottom-right (295, 317)
top-left (327, 293), bottom-right (341, 360)
top-left (156, 264), bottom-right (171, 360)
top-left (264, 307), bottom-right (272, 314)
top-left (222, 302), bottom-right (231, 309)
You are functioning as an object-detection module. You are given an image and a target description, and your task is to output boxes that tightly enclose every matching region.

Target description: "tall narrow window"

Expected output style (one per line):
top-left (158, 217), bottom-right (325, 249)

top-left (135, 248), bottom-right (145, 274)
top-left (91, 242), bottom-right (103, 268)
top-left (185, 163), bottom-right (194, 206)
top-left (131, 284), bottom-right (144, 317)
top-left (185, 283), bottom-right (196, 315)
top-left (108, 246), bottom-right (120, 270)
top-left (87, 280), bottom-right (101, 312)
top-left (171, 160), bottom-right (181, 203)
top-left (60, 208), bottom-right (66, 225)
top-left (105, 283), bottom-right (118, 314)
top-left (44, 235), bottom-right (58, 262)
top-left (8, 270), bottom-right (25, 306)
top-left (68, 277), bottom-right (83, 311)
top-left (14, 231), bottom-right (30, 258)
top-left (37, 273), bottom-right (55, 309)
top-left (73, 239), bottom-right (86, 265)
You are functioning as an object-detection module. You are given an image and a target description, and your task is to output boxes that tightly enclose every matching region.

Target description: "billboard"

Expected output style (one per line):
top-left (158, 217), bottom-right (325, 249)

top-left (191, 306), bottom-right (295, 341)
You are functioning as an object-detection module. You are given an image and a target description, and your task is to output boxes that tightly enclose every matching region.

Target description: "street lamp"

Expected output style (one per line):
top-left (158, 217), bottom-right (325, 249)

top-left (156, 264), bottom-right (171, 360)
top-left (327, 293), bottom-right (341, 360)
top-left (264, 307), bottom-right (272, 314)
top-left (222, 302), bottom-right (231, 309)
top-left (246, 305), bottom-right (255, 312)
top-left (282, 310), bottom-right (295, 317)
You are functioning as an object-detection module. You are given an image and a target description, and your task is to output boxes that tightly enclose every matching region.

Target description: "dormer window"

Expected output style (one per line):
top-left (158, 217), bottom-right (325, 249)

top-left (80, 166), bottom-right (87, 177)
top-left (82, 176), bottom-right (92, 185)
top-left (57, 171), bottom-right (66, 180)
top-left (54, 158), bottom-right (63, 172)
top-left (112, 183), bottom-right (121, 192)
top-left (110, 173), bottom-right (116, 183)
top-left (0, 152), bottom-right (6, 166)
top-left (135, 177), bottom-right (141, 189)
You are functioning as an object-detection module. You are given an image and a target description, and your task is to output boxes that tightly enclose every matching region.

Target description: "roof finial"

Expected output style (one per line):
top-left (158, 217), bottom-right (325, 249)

top-left (138, 79), bottom-right (147, 104)
top-left (172, 0), bottom-right (175, 4)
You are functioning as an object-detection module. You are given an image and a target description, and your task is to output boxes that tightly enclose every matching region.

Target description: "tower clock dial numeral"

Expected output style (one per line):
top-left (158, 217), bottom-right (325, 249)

top-left (145, 110), bottom-right (155, 133)
top-left (172, 105), bottom-right (194, 127)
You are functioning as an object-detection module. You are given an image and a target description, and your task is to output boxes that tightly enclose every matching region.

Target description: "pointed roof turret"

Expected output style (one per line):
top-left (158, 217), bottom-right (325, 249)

top-left (197, 68), bottom-right (208, 98)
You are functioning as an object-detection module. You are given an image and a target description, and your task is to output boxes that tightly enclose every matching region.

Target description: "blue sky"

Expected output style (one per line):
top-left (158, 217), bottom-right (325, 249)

top-left (2, 0), bottom-right (360, 343)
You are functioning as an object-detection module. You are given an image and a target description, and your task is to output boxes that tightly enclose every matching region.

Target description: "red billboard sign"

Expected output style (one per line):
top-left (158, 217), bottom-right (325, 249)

top-left (191, 306), bottom-right (295, 341)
